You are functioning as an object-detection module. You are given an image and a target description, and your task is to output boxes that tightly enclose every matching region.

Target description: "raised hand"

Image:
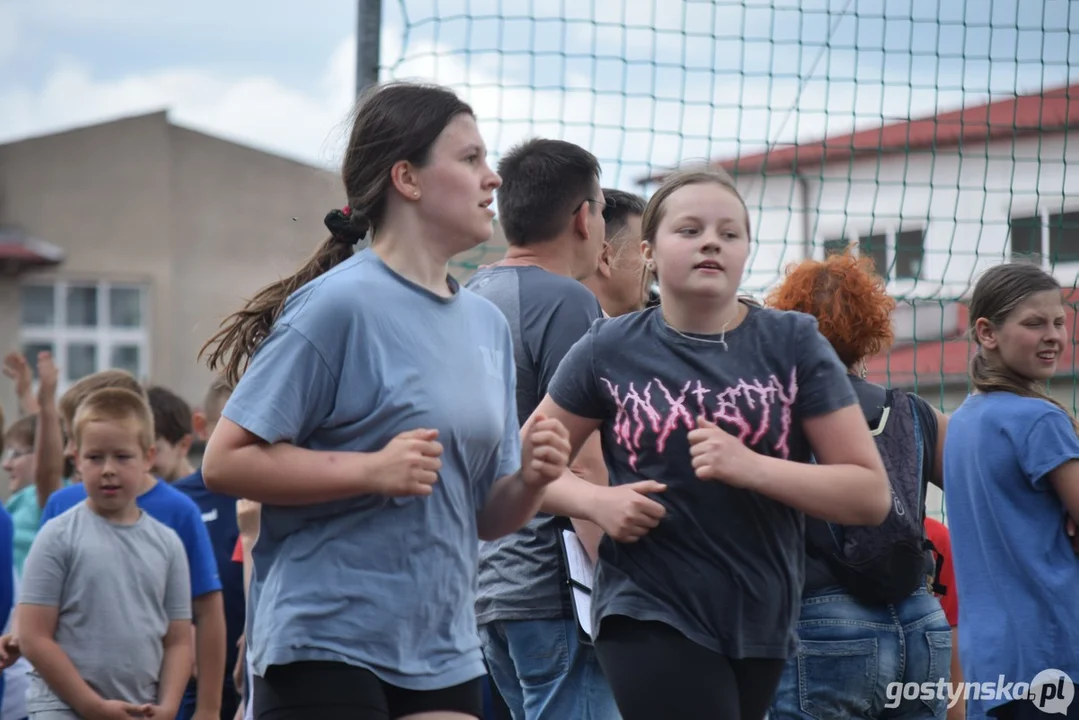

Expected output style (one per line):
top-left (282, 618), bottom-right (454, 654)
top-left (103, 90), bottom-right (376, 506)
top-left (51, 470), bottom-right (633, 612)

top-left (2, 352), bottom-right (31, 394)
top-left (36, 351), bottom-right (59, 406)
top-left (372, 428), bottom-right (444, 497)
top-left (520, 413), bottom-right (571, 489)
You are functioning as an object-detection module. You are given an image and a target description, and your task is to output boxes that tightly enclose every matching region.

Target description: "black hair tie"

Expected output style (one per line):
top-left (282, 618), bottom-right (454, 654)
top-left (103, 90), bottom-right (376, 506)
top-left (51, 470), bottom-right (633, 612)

top-left (324, 206), bottom-right (370, 245)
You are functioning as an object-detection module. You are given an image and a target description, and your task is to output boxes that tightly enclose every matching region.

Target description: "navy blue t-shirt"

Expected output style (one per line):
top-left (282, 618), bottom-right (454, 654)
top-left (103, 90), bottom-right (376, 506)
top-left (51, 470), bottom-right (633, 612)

top-left (174, 469), bottom-right (244, 708)
top-left (548, 303), bottom-right (858, 659)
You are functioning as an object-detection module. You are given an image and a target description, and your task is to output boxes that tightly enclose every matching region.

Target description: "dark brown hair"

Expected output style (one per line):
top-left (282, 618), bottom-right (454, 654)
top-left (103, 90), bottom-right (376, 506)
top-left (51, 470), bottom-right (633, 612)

top-left (601, 188), bottom-right (646, 242)
top-left (968, 261), bottom-right (1078, 432)
top-left (199, 82), bottom-right (474, 384)
top-left (496, 138), bottom-right (601, 247)
top-left (766, 247), bottom-right (896, 367)
top-left (147, 385), bottom-right (193, 445)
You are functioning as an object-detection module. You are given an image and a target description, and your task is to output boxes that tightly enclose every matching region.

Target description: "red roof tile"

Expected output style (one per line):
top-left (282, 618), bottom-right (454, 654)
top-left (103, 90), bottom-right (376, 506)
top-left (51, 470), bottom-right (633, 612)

top-left (0, 229), bottom-right (64, 275)
top-left (643, 82), bottom-right (1079, 182)
top-left (867, 288), bottom-right (1079, 386)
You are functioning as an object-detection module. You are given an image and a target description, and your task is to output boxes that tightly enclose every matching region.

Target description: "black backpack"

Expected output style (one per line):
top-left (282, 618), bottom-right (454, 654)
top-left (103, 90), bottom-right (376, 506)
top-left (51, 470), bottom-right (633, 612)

top-left (806, 387), bottom-right (931, 605)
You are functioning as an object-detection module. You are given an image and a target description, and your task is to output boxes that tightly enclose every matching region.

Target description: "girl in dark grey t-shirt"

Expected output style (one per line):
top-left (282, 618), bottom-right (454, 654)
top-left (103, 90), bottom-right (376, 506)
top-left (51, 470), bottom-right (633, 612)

top-left (537, 167), bottom-right (894, 719)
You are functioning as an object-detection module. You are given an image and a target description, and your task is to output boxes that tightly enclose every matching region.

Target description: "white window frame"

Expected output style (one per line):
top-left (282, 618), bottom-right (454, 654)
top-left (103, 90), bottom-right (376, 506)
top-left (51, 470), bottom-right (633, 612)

top-left (19, 280), bottom-right (151, 396)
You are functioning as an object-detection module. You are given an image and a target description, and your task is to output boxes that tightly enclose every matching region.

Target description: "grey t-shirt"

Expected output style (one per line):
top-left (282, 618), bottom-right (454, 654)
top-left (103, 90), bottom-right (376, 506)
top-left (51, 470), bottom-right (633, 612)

top-left (548, 303), bottom-right (857, 658)
top-left (466, 265), bottom-right (604, 624)
top-left (20, 502), bottom-right (192, 714)
top-left (223, 249), bottom-right (521, 690)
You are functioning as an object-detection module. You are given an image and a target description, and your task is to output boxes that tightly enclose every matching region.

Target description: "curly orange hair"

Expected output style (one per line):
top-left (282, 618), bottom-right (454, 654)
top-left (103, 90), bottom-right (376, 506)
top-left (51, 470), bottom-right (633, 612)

top-left (765, 247), bottom-right (896, 367)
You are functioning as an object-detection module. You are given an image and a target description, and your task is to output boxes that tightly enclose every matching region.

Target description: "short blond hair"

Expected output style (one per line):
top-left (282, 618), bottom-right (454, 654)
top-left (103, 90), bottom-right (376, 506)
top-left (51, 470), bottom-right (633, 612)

top-left (60, 370), bottom-right (146, 428)
top-left (203, 375), bottom-right (235, 421)
top-left (73, 388), bottom-right (155, 453)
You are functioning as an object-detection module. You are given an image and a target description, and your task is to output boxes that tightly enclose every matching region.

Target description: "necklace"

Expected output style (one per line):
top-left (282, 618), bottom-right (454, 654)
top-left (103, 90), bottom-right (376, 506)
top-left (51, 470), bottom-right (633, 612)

top-left (662, 305), bottom-right (742, 351)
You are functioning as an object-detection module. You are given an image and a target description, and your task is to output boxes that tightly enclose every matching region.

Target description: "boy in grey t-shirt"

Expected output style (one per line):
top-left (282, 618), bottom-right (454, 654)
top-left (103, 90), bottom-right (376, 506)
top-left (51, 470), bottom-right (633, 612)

top-left (18, 388), bottom-right (193, 719)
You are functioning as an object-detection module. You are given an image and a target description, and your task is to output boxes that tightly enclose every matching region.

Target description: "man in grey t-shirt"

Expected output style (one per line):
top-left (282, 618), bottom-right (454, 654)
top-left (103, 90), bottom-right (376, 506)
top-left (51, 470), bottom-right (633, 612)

top-left (20, 502), bottom-right (192, 717)
top-left (467, 138), bottom-right (618, 720)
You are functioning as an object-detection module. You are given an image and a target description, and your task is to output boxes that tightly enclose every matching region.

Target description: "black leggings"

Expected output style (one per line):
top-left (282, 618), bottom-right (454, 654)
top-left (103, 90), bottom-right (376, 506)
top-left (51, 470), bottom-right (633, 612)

top-left (593, 615), bottom-right (785, 720)
top-left (253, 660), bottom-right (484, 720)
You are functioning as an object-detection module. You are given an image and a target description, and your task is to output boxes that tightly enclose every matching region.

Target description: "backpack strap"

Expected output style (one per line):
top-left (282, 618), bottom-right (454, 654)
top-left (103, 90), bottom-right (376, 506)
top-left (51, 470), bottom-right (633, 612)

top-left (870, 388), bottom-right (894, 437)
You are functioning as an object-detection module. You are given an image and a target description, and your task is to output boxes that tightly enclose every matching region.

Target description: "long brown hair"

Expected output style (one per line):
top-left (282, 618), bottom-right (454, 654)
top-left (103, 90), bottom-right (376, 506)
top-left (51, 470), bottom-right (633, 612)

top-left (968, 262), bottom-right (1078, 432)
top-left (199, 82), bottom-right (473, 385)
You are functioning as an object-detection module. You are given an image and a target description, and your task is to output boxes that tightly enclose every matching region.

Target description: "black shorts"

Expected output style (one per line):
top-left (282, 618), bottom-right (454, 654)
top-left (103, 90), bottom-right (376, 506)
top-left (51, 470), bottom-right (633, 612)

top-left (253, 660), bottom-right (484, 720)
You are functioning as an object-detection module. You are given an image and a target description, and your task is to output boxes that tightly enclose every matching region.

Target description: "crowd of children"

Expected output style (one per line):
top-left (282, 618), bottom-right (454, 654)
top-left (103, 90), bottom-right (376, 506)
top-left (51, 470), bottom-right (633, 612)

top-left (0, 79), bottom-right (1075, 720)
top-left (0, 355), bottom-right (245, 720)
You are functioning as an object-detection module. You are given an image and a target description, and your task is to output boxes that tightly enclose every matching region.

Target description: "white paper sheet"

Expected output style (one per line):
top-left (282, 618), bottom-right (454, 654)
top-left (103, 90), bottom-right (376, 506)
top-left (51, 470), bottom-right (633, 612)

top-left (560, 529), bottom-right (595, 638)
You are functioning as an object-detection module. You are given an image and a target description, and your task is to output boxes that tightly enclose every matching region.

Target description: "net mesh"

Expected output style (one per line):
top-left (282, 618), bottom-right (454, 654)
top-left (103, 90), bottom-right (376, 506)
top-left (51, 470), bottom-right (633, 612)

top-left (380, 0), bottom-right (1079, 517)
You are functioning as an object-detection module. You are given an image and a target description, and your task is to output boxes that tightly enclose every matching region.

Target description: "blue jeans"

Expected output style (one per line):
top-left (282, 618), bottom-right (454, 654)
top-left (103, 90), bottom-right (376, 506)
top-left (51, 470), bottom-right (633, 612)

top-left (479, 618), bottom-right (620, 720)
top-left (769, 587), bottom-right (952, 720)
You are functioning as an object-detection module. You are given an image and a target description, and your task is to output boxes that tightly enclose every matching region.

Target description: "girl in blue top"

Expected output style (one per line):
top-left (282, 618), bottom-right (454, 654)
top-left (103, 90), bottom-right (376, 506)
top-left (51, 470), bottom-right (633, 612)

top-left (944, 262), bottom-right (1079, 719)
top-left (199, 81), bottom-right (571, 720)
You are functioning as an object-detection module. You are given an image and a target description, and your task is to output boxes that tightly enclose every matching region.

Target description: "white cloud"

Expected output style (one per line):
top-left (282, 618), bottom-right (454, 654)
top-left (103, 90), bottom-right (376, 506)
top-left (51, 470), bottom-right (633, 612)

top-left (0, 27), bottom-right (360, 168)
top-left (0, 0), bottom-right (1023, 192)
top-left (0, 5), bottom-right (19, 68)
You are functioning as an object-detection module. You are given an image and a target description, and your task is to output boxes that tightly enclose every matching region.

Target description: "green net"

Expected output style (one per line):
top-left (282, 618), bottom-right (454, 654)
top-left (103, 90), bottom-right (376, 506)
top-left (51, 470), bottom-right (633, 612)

top-left (380, 0), bottom-right (1079, 518)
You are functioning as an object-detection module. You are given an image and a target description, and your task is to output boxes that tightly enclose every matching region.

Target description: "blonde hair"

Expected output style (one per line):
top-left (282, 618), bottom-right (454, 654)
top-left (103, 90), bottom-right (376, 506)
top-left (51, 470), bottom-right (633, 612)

top-left (73, 388), bottom-right (155, 453)
top-left (639, 166), bottom-right (752, 295)
top-left (60, 370), bottom-right (146, 428)
top-left (202, 375), bottom-right (235, 421)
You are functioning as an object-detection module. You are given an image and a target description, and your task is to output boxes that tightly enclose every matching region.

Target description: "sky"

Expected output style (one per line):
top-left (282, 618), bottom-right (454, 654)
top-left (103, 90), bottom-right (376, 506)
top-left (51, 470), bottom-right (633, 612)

top-left (3, 0), bottom-right (1076, 192)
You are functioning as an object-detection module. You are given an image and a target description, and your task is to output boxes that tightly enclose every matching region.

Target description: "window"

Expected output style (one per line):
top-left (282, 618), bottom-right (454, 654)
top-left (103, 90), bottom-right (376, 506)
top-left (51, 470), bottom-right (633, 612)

top-left (1049, 211), bottom-right (1079, 265)
top-left (1010, 214), bottom-right (1042, 264)
top-left (860, 233), bottom-right (889, 277)
top-left (822, 227), bottom-right (925, 281)
top-left (823, 236), bottom-right (850, 257)
top-left (894, 229), bottom-right (925, 281)
top-left (1010, 210), bottom-right (1079, 267)
top-left (19, 281), bottom-right (150, 391)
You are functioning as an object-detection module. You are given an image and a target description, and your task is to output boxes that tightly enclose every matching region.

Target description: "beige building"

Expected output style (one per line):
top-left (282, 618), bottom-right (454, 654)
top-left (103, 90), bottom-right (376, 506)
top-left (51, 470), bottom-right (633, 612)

top-left (0, 112), bottom-right (509, 420)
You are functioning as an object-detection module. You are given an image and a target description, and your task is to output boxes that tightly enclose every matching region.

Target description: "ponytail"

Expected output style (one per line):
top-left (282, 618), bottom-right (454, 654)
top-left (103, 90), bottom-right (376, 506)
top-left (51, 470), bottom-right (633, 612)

top-left (199, 208), bottom-right (369, 385)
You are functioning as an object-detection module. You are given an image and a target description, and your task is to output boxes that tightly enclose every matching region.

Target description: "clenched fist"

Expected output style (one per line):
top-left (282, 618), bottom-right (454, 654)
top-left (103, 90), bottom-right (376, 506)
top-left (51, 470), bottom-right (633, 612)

top-left (687, 416), bottom-right (757, 489)
top-left (520, 413), bottom-right (571, 489)
top-left (372, 428), bottom-right (444, 497)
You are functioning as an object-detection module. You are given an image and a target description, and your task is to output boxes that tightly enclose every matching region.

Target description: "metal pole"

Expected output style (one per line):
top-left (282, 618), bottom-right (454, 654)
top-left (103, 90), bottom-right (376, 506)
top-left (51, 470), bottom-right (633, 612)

top-left (356, 0), bottom-right (382, 99)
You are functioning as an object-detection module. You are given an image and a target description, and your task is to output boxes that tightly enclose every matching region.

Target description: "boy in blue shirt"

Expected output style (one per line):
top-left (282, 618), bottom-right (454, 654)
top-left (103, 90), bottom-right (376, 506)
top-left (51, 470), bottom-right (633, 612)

top-left (153, 380), bottom-right (244, 720)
